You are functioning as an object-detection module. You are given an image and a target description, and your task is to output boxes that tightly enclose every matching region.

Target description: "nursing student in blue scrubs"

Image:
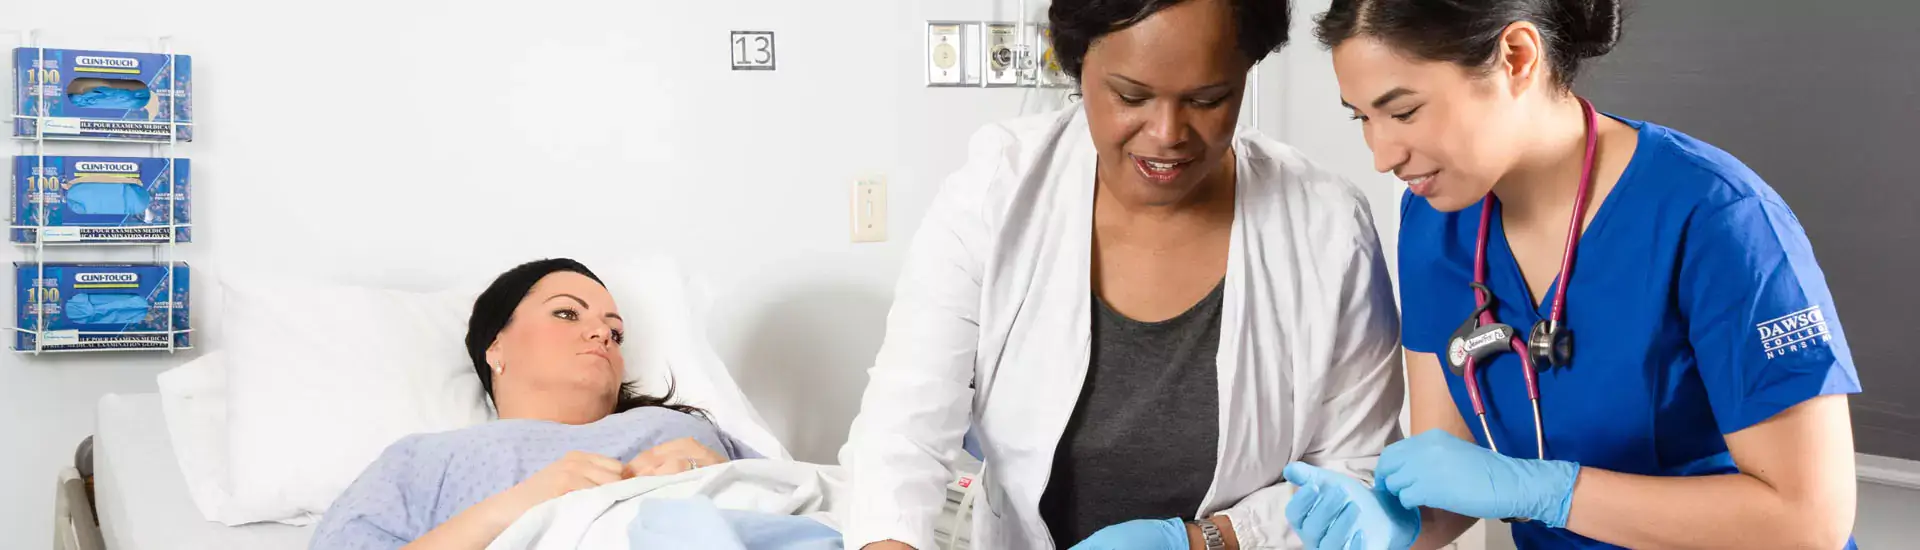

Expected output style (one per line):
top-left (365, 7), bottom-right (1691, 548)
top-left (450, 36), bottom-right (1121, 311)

top-left (1280, 0), bottom-right (1863, 549)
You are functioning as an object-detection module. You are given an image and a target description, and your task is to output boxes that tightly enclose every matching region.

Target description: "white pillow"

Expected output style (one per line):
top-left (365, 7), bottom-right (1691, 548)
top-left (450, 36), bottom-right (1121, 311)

top-left (200, 256), bottom-right (786, 526)
top-left (596, 256), bottom-right (788, 462)
top-left (155, 351), bottom-right (242, 524)
top-left (221, 273), bottom-right (487, 525)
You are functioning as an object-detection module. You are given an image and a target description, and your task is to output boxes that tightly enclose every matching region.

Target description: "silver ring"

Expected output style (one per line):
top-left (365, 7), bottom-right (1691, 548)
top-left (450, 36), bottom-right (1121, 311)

top-left (684, 457), bottom-right (699, 470)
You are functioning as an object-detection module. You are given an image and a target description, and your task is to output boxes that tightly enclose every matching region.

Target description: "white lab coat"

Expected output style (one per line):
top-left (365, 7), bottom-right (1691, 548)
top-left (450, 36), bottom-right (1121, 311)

top-left (839, 106), bottom-right (1404, 550)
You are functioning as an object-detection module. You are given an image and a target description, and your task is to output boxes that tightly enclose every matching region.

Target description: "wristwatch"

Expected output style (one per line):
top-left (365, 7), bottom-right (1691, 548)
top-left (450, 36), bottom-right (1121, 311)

top-left (1194, 518), bottom-right (1226, 550)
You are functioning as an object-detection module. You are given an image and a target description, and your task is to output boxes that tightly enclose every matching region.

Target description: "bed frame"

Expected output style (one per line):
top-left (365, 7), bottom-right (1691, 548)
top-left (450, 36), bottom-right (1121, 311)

top-left (54, 466), bottom-right (105, 550)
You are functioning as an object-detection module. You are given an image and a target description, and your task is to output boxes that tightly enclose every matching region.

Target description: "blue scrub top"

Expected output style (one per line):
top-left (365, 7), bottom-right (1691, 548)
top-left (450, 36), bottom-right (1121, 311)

top-left (1398, 115), bottom-right (1862, 549)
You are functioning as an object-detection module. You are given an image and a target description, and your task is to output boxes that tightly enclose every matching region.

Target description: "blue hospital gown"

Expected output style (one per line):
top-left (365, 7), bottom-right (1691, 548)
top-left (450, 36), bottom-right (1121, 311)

top-left (309, 406), bottom-right (761, 549)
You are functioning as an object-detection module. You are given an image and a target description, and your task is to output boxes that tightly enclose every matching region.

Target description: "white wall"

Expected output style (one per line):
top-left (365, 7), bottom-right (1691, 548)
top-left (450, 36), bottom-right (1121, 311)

top-left (1257, 0), bottom-right (1403, 280)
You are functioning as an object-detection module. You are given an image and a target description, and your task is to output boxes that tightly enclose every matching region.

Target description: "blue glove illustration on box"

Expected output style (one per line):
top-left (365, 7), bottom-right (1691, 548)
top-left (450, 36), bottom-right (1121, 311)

top-left (66, 294), bottom-right (152, 325)
top-left (66, 184), bottom-right (153, 217)
top-left (68, 87), bottom-right (153, 110)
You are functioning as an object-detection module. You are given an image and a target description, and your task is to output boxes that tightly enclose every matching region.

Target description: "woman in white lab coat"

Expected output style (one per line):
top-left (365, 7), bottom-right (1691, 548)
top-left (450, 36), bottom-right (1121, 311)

top-left (838, 1), bottom-right (1406, 549)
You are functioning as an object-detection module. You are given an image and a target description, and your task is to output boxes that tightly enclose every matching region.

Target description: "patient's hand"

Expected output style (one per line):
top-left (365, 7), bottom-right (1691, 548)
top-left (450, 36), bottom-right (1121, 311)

top-left (432, 451), bottom-right (628, 545)
top-left (495, 452), bottom-right (630, 515)
top-left (628, 437), bottom-right (730, 476)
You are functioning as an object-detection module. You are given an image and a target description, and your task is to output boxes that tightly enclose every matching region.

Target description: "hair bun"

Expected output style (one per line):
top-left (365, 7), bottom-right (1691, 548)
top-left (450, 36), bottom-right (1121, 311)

top-left (1564, 0), bottom-right (1622, 58)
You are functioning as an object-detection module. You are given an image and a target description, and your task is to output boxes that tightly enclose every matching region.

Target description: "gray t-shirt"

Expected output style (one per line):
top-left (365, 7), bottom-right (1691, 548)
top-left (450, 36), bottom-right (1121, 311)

top-left (1039, 281), bottom-right (1225, 546)
top-left (309, 406), bottom-right (759, 550)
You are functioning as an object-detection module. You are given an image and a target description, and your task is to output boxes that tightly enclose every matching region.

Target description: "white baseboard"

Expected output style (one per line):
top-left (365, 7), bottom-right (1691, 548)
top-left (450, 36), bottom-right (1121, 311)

top-left (1857, 453), bottom-right (1920, 490)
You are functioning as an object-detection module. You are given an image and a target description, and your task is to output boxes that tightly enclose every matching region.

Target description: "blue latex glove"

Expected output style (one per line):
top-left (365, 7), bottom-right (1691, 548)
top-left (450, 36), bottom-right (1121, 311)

top-left (68, 87), bottom-right (153, 110)
top-left (65, 293), bottom-right (151, 325)
top-left (1069, 518), bottom-right (1187, 550)
top-left (1377, 430), bottom-right (1582, 529)
top-left (1283, 462), bottom-right (1420, 550)
top-left (67, 183), bottom-right (153, 216)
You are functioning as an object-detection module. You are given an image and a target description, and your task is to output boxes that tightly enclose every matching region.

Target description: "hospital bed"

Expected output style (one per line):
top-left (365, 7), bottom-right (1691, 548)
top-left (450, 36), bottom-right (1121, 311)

top-left (61, 393), bottom-right (979, 550)
top-left (77, 393), bottom-right (315, 549)
top-left (60, 395), bottom-right (982, 550)
top-left (49, 258), bottom-right (977, 550)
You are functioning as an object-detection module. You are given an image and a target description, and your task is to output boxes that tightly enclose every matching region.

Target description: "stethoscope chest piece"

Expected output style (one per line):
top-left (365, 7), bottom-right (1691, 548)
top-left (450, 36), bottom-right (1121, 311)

top-left (1527, 321), bottom-right (1575, 370)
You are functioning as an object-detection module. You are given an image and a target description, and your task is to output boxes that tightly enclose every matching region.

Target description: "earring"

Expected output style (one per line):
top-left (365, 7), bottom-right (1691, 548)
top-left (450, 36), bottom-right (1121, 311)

top-left (492, 359), bottom-right (505, 377)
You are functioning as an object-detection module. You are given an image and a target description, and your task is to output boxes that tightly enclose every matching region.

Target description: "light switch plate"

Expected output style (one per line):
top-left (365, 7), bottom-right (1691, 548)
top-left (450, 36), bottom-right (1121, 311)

top-left (851, 176), bottom-right (888, 243)
top-left (927, 21), bottom-right (980, 87)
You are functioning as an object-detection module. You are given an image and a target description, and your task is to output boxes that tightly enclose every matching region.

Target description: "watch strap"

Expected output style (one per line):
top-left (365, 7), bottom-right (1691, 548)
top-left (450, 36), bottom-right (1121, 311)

top-left (1195, 518), bottom-right (1226, 550)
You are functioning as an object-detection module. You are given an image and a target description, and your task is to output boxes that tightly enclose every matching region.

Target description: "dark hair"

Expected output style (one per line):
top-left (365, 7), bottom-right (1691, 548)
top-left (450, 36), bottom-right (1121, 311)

top-left (1049, 0), bottom-right (1292, 81)
top-left (1314, 0), bottom-right (1621, 89)
top-left (465, 258), bottom-right (703, 417)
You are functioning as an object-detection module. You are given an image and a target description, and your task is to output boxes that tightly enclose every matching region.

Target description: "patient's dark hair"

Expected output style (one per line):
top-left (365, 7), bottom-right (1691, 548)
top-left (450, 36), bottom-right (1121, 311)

top-left (1049, 0), bottom-right (1292, 82)
top-left (465, 258), bottom-right (703, 417)
top-left (1314, 0), bottom-right (1622, 90)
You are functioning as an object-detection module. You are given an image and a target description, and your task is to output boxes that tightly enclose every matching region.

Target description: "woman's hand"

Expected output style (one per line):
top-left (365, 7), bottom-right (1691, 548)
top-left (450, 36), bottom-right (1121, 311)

top-left (1283, 462), bottom-right (1421, 550)
top-left (628, 437), bottom-right (730, 476)
top-left (488, 451), bottom-right (631, 520)
top-left (406, 451), bottom-right (629, 549)
top-left (1377, 430), bottom-right (1580, 528)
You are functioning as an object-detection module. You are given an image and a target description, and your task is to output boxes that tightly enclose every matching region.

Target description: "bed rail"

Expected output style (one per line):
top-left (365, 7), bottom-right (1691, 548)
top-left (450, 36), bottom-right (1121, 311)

top-left (54, 466), bottom-right (105, 550)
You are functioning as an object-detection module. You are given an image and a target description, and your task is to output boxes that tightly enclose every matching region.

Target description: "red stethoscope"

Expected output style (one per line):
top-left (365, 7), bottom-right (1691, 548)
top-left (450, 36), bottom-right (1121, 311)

top-left (1443, 97), bottom-right (1600, 462)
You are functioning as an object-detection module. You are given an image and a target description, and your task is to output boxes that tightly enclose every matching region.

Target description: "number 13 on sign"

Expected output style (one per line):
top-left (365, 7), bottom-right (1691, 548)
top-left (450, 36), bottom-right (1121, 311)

top-left (731, 31), bottom-right (776, 71)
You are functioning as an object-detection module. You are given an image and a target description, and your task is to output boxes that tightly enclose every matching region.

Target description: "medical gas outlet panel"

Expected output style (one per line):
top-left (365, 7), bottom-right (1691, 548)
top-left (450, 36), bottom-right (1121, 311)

top-left (927, 21), bottom-right (1071, 88)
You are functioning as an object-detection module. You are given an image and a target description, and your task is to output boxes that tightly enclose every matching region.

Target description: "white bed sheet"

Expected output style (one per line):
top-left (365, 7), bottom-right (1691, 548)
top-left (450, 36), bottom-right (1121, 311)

top-left (96, 393), bottom-right (314, 550)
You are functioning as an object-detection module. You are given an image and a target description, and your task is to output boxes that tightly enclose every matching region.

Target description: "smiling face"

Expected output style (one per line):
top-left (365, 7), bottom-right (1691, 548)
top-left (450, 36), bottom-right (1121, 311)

top-left (1332, 22), bottom-right (1558, 213)
top-left (1080, 0), bottom-right (1252, 207)
top-left (484, 271), bottom-right (628, 415)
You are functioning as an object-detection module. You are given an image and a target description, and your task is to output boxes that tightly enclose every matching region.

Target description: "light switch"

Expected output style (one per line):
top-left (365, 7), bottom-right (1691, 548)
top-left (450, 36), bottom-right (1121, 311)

top-left (851, 176), bottom-right (888, 243)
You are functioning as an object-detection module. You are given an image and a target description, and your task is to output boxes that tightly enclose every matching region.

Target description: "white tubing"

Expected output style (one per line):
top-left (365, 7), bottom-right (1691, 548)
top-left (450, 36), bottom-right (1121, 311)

top-left (1249, 63), bottom-right (1261, 132)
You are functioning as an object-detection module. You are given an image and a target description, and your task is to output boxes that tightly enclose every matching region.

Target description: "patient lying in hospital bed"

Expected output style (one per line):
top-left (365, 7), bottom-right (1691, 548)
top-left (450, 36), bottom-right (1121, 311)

top-left (312, 258), bottom-right (773, 549)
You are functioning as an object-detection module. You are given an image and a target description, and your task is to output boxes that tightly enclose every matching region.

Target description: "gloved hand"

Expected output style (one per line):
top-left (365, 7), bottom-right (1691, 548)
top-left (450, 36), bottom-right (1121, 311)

top-left (1377, 429), bottom-right (1581, 528)
top-left (1283, 462), bottom-right (1421, 550)
top-left (1068, 518), bottom-right (1187, 550)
